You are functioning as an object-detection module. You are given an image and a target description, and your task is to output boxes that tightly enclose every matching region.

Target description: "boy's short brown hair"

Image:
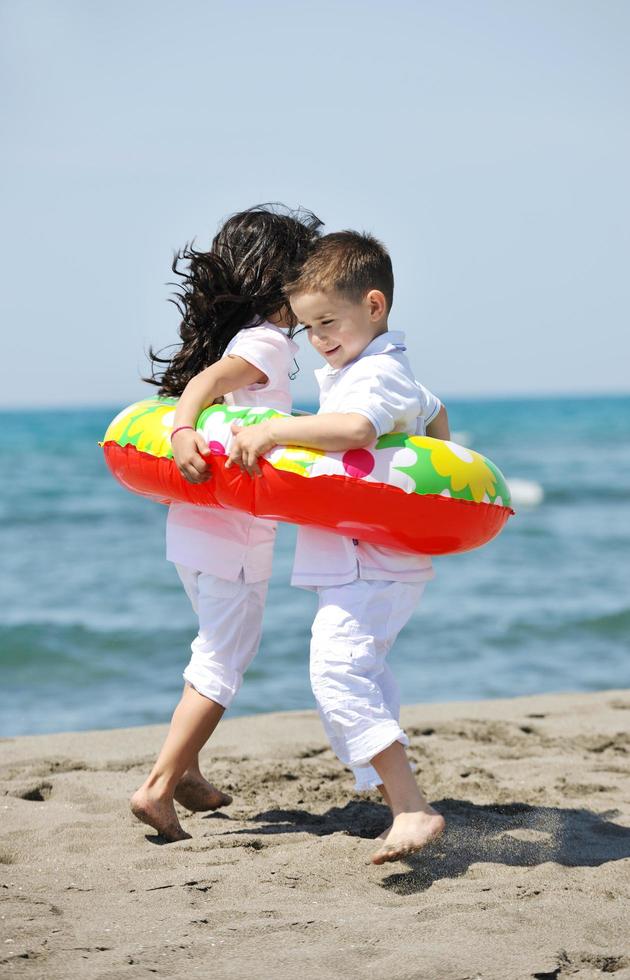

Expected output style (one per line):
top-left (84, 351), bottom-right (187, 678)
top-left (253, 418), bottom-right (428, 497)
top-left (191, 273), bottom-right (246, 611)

top-left (285, 231), bottom-right (394, 311)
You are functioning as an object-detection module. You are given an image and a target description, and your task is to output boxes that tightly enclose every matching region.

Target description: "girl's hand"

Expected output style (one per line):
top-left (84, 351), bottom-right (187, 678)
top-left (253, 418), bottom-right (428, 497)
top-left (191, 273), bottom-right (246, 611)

top-left (171, 428), bottom-right (212, 483)
top-left (226, 421), bottom-right (276, 477)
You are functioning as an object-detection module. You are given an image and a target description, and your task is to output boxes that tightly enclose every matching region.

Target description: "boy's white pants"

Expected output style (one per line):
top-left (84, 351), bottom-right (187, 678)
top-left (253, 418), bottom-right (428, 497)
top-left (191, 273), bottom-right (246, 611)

top-left (310, 579), bottom-right (425, 791)
top-left (176, 565), bottom-right (268, 709)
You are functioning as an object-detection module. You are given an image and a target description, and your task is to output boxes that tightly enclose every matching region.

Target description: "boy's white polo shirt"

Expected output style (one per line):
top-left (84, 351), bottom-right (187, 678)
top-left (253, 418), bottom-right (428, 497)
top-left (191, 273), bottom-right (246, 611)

top-left (291, 330), bottom-right (442, 590)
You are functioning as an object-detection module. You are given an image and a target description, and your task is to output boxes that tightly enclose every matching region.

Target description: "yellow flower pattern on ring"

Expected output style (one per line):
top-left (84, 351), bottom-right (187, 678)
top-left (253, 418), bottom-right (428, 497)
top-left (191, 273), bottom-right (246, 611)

top-left (103, 399), bottom-right (176, 458)
top-left (409, 437), bottom-right (497, 503)
top-left (270, 446), bottom-right (326, 476)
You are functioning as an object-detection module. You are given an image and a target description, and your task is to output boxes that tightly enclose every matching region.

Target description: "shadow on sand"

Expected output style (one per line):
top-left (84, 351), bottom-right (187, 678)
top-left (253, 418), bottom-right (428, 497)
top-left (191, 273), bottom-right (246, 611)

top-left (212, 797), bottom-right (630, 893)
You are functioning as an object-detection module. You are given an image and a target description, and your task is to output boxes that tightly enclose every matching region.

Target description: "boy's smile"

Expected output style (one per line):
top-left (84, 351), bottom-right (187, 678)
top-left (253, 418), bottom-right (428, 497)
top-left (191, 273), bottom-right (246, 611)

top-left (290, 290), bottom-right (388, 370)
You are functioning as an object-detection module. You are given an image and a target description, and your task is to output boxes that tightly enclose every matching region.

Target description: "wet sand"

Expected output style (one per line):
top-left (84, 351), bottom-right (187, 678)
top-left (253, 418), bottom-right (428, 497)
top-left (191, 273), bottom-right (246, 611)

top-left (2, 689), bottom-right (630, 979)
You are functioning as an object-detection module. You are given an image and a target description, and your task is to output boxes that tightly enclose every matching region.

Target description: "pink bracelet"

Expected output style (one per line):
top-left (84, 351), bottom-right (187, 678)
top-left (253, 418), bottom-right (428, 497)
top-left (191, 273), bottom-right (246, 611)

top-left (170, 425), bottom-right (195, 441)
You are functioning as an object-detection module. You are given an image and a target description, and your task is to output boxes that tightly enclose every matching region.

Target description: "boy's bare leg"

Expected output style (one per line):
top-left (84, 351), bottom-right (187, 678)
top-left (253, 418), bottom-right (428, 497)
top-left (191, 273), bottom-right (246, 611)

top-left (370, 741), bottom-right (445, 865)
top-left (130, 685), bottom-right (225, 842)
top-left (376, 784), bottom-right (392, 840)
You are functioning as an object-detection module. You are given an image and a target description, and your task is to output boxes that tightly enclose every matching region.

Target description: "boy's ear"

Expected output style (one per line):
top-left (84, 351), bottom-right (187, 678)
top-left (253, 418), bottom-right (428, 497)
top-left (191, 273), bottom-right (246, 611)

top-left (366, 289), bottom-right (387, 320)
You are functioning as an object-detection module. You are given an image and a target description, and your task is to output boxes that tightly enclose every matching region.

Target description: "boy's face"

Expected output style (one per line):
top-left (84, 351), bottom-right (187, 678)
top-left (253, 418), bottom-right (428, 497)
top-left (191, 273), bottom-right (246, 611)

top-left (290, 290), bottom-right (387, 370)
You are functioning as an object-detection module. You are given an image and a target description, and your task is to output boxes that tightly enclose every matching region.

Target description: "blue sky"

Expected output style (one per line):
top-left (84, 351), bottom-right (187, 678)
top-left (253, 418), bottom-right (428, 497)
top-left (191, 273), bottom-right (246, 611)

top-left (2, 0), bottom-right (628, 407)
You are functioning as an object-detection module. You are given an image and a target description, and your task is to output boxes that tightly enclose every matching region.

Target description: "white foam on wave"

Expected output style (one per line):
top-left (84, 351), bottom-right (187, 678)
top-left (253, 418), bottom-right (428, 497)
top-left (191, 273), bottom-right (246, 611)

top-left (507, 478), bottom-right (544, 508)
top-left (451, 430), bottom-right (472, 447)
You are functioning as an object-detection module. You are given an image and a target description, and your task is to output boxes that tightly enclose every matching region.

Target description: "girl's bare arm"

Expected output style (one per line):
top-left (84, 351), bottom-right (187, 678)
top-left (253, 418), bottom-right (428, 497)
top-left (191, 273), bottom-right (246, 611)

top-left (172, 356), bottom-right (267, 483)
top-left (173, 356), bottom-right (266, 427)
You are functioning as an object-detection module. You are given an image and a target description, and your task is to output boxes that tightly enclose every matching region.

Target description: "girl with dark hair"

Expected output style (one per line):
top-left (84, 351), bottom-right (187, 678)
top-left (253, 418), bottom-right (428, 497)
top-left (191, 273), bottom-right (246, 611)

top-left (131, 204), bottom-right (322, 842)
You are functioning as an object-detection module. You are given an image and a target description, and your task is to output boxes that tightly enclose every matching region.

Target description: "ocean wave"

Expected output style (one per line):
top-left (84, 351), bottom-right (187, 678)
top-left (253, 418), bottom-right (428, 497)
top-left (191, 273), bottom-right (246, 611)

top-left (0, 508), bottom-right (159, 530)
top-left (0, 622), bottom-right (188, 668)
top-left (487, 607), bottom-right (630, 644)
top-left (576, 608), bottom-right (630, 636)
top-left (544, 486), bottom-right (630, 504)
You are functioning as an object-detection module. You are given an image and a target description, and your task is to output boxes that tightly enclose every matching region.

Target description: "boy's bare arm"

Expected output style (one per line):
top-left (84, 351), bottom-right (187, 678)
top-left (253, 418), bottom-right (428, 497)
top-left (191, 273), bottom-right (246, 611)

top-left (425, 405), bottom-right (450, 440)
top-left (227, 413), bottom-right (377, 475)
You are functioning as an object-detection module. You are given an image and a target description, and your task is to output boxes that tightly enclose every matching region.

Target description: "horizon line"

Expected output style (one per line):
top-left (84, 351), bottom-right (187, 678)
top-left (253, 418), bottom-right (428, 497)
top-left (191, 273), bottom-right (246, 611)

top-left (1, 389), bottom-right (629, 412)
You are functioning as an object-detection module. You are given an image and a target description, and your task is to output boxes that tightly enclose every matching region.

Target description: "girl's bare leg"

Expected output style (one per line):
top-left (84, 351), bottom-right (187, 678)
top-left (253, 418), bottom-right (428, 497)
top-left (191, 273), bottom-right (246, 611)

top-left (370, 741), bottom-right (445, 865)
top-left (174, 754), bottom-right (232, 812)
top-left (130, 685), bottom-right (225, 842)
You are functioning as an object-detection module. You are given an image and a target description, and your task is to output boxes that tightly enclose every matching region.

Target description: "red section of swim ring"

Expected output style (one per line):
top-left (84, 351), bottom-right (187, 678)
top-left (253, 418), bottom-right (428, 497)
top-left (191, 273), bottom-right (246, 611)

top-left (102, 442), bottom-right (514, 556)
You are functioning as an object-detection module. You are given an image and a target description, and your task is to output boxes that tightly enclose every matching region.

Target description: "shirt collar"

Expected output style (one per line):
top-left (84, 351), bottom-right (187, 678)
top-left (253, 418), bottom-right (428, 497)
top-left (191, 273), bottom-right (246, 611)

top-left (315, 330), bottom-right (407, 383)
top-left (359, 330), bottom-right (406, 358)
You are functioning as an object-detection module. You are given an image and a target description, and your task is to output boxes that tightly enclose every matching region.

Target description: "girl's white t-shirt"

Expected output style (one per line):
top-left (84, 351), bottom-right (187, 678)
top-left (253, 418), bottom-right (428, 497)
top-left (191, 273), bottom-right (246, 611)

top-left (166, 322), bottom-right (297, 582)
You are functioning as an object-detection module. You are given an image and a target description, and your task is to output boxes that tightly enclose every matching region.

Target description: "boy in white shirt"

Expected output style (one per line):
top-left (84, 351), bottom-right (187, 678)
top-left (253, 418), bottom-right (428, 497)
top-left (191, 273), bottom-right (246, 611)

top-left (228, 231), bottom-right (449, 864)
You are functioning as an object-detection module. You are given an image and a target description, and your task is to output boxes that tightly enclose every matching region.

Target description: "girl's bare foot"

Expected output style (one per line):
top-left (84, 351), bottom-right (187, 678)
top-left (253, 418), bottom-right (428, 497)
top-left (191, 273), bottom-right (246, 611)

top-left (371, 811), bottom-right (445, 865)
top-left (130, 789), bottom-right (191, 843)
top-left (174, 772), bottom-right (232, 812)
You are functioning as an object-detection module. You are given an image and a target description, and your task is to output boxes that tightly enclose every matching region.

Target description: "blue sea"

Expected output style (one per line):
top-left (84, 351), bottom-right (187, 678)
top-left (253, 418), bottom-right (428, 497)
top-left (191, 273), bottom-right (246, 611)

top-left (1, 396), bottom-right (628, 737)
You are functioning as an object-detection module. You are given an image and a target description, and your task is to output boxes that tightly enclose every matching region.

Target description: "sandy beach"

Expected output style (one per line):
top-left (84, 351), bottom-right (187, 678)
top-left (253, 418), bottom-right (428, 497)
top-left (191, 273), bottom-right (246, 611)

top-left (2, 689), bottom-right (630, 979)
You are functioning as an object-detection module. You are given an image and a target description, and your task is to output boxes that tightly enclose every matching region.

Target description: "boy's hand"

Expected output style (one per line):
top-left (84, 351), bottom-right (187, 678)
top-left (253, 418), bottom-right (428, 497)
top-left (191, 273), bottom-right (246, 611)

top-left (226, 421), bottom-right (276, 477)
top-left (171, 428), bottom-right (212, 483)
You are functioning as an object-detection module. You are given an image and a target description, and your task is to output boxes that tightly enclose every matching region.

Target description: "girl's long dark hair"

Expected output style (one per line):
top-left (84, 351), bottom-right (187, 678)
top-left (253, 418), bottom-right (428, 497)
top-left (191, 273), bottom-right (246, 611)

top-left (145, 204), bottom-right (323, 397)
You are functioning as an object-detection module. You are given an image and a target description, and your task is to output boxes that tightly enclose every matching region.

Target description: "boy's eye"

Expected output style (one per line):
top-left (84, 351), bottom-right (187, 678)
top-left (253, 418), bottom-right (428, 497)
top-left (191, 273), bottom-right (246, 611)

top-left (321, 319), bottom-right (334, 326)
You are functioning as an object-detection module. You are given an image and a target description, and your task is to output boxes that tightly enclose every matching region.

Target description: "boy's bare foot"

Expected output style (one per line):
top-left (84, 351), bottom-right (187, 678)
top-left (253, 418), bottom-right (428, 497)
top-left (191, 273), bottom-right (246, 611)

top-left (376, 825), bottom-right (392, 841)
top-left (130, 789), bottom-right (191, 843)
top-left (174, 773), bottom-right (232, 812)
top-left (371, 811), bottom-right (445, 865)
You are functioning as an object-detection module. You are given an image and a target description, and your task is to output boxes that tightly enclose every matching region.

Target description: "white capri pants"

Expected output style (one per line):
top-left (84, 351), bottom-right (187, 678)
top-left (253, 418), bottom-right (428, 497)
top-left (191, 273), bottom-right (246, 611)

top-left (176, 565), bottom-right (268, 709)
top-left (310, 579), bottom-right (425, 791)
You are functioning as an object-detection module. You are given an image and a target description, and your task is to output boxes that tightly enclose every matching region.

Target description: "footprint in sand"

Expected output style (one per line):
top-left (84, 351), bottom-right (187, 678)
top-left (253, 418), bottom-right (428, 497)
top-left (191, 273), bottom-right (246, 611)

top-left (11, 781), bottom-right (53, 802)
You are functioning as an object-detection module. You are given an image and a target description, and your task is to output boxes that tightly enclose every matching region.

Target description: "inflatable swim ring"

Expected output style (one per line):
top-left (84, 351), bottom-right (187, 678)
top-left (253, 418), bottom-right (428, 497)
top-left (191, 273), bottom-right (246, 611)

top-left (102, 398), bottom-right (514, 555)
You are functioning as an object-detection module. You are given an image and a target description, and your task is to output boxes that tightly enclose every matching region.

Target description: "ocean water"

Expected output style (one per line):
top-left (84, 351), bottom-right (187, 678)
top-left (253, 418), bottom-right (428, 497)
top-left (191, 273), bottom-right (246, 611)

top-left (1, 395), bottom-right (628, 737)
